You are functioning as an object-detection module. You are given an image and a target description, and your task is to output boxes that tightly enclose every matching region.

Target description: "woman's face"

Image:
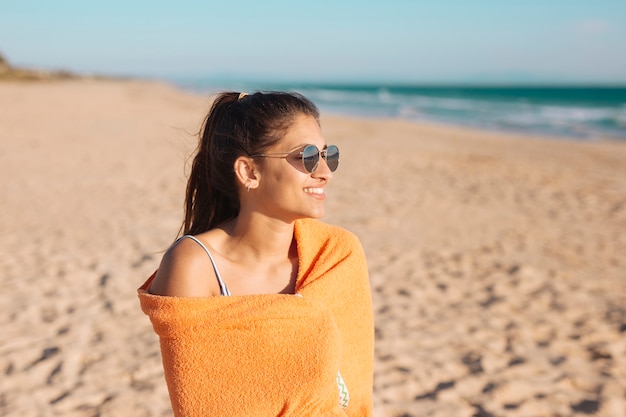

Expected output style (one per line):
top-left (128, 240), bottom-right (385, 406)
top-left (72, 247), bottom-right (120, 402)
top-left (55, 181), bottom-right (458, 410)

top-left (252, 114), bottom-right (334, 222)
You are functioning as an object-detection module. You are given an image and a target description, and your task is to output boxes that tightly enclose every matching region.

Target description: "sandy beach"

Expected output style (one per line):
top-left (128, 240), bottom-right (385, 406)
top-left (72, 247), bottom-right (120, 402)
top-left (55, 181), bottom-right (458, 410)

top-left (1, 80), bottom-right (625, 417)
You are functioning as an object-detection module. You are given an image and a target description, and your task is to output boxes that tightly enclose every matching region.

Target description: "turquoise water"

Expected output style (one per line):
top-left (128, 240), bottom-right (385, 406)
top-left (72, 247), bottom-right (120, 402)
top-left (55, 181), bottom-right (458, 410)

top-left (169, 78), bottom-right (626, 140)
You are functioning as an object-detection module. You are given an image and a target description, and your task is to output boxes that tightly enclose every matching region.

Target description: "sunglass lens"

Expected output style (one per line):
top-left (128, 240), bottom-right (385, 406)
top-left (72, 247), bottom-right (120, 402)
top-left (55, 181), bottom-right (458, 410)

top-left (325, 145), bottom-right (339, 172)
top-left (302, 145), bottom-right (320, 173)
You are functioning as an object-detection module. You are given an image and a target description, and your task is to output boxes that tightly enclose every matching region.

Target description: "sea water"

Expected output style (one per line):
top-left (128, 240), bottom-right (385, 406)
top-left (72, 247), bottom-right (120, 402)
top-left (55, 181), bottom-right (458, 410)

top-left (169, 78), bottom-right (626, 140)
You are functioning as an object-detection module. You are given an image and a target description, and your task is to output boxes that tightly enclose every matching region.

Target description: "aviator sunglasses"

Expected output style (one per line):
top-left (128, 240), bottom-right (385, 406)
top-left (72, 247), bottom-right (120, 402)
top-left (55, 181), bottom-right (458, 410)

top-left (251, 144), bottom-right (339, 174)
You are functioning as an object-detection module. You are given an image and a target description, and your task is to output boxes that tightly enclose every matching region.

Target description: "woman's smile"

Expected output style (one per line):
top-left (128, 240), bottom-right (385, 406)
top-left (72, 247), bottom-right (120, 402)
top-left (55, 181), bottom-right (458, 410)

top-left (304, 186), bottom-right (325, 197)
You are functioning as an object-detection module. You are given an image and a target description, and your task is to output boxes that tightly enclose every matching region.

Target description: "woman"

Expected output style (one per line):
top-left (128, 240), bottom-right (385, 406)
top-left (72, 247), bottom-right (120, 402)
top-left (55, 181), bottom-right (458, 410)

top-left (138, 91), bottom-right (374, 416)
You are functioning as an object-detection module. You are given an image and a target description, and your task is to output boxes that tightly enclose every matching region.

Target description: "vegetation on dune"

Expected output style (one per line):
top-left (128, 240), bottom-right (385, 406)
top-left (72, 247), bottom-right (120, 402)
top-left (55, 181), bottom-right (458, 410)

top-left (0, 51), bottom-right (78, 81)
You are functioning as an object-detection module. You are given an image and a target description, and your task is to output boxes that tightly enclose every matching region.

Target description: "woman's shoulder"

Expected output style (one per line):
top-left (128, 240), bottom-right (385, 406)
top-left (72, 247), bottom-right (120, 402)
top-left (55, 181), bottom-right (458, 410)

top-left (148, 235), bottom-right (222, 297)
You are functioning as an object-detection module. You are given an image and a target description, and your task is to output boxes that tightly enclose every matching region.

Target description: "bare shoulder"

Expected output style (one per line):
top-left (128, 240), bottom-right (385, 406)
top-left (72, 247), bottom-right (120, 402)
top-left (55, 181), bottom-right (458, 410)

top-left (149, 236), bottom-right (221, 297)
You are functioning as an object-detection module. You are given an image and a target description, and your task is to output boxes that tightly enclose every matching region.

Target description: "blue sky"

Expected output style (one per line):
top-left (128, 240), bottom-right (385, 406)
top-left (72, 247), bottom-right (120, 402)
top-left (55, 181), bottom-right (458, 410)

top-left (1, 1), bottom-right (625, 83)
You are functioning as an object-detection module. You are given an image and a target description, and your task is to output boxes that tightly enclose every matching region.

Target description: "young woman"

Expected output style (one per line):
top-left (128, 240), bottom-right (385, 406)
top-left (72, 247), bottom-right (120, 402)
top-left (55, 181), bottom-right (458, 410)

top-left (138, 91), bottom-right (374, 416)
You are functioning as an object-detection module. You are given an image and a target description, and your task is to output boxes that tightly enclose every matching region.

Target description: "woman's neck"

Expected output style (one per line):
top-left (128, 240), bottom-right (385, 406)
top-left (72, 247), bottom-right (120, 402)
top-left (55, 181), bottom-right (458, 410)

top-left (218, 214), bottom-right (297, 263)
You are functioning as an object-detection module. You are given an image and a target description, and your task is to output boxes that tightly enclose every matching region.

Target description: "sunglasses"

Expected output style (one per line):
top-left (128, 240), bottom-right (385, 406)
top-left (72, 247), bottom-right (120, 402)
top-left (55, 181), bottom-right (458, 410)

top-left (251, 144), bottom-right (339, 173)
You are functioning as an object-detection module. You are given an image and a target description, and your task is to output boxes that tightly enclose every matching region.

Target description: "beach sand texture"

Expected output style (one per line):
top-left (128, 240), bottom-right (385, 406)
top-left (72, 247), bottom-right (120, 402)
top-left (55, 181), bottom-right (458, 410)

top-left (1, 80), bottom-right (625, 417)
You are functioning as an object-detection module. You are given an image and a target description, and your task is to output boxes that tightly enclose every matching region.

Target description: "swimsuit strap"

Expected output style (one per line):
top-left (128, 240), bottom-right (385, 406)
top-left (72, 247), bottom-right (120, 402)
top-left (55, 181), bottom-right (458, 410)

top-left (178, 235), bottom-right (231, 296)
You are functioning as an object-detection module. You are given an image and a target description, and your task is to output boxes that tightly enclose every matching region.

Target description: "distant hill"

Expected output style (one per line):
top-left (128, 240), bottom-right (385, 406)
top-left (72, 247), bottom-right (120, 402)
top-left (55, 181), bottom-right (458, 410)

top-left (0, 52), bottom-right (79, 81)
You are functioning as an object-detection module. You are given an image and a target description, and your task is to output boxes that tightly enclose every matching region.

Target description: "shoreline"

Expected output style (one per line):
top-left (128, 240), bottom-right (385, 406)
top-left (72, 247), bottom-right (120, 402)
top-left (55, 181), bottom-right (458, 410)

top-left (165, 78), bottom-right (626, 142)
top-left (1, 79), bottom-right (625, 417)
top-left (5, 76), bottom-right (624, 143)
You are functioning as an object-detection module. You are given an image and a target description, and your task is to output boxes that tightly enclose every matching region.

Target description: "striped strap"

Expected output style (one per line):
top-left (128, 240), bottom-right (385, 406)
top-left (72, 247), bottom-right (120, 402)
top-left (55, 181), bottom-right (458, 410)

top-left (337, 371), bottom-right (349, 409)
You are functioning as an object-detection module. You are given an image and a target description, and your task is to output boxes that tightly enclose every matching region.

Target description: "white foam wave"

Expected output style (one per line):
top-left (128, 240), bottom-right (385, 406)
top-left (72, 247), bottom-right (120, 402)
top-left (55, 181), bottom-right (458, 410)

top-left (294, 87), bottom-right (626, 139)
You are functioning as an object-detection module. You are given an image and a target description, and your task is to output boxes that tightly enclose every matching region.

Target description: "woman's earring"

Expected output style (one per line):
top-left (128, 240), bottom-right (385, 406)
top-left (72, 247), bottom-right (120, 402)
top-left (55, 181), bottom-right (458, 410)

top-left (246, 183), bottom-right (252, 192)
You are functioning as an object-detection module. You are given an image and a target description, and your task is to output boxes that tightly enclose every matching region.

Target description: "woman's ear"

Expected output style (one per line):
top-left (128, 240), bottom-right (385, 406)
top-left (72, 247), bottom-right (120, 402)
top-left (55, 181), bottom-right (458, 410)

top-left (233, 157), bottom-right (260, 192)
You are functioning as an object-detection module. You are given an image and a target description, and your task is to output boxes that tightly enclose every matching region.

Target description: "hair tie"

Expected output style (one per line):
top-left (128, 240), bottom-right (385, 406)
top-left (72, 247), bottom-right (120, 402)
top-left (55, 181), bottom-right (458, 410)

top-left (238, 92), bottom-right (248, 100)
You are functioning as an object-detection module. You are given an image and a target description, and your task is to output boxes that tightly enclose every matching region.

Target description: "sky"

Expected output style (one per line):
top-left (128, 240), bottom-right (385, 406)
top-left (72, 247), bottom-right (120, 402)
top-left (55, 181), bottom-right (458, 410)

top-left (1, 0), bottom-right (625, 84)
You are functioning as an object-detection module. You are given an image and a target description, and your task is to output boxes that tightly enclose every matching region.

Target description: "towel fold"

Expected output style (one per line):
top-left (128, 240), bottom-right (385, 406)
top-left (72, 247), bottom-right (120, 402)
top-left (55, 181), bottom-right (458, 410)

top-left (139, 219), bottom-right (374, 416)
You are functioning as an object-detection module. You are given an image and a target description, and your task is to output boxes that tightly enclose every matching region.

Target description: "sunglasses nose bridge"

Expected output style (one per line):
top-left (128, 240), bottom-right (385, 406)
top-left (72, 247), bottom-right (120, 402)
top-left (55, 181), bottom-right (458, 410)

top-left (313, 152), bottom-right (335, 177)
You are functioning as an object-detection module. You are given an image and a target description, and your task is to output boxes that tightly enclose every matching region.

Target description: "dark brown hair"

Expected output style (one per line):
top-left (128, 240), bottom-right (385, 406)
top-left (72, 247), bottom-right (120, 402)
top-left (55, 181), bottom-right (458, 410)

top-left (182, 91), bottom-right (320, 235)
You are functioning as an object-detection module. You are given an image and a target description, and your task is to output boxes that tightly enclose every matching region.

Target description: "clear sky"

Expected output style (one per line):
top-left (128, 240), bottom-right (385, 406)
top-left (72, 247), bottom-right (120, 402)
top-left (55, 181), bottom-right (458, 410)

top-left (1, 0), bottom-right (625, 83)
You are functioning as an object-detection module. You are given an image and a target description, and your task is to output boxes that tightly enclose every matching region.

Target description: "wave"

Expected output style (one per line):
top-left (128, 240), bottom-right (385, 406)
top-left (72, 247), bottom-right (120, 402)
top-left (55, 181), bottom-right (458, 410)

top-left (298, 88), bottom-right (626, 139)
top-left (172, 79), bottom-right (626, 140)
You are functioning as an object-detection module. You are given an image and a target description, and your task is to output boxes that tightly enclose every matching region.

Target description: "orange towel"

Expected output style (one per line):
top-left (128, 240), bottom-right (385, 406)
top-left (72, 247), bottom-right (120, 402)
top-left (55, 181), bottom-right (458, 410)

top-left (138, 219), bottom-right (374, 416)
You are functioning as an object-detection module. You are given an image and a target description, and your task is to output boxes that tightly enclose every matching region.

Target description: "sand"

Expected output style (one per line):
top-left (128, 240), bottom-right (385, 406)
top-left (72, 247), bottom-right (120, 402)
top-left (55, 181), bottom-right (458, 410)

top-left (1, 80), bottom-right (625, 417)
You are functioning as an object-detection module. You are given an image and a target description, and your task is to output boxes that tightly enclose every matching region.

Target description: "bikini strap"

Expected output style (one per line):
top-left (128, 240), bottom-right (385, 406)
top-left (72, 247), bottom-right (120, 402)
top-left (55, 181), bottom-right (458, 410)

top-left (178, 235), bottom-right (231, 296)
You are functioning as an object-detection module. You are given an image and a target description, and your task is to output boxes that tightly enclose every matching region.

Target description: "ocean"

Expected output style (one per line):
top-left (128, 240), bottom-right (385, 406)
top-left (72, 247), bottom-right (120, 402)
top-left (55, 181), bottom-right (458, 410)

top-left (169, 78), bottom-right (626, 140)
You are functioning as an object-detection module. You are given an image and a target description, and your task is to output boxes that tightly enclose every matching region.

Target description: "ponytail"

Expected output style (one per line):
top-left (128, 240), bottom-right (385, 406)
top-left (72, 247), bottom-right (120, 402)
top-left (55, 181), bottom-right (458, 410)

top-left (181, 91), bottom-right (319, 236)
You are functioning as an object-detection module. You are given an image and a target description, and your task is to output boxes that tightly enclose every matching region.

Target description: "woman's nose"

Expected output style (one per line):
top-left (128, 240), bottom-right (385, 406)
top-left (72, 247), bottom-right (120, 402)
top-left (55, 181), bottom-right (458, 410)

top-left (313, 157), bottom-right (333, 181)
